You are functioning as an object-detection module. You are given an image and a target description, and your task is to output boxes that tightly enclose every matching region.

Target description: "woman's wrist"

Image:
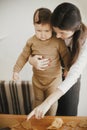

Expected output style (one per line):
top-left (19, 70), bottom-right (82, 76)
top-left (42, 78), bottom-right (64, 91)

top-left (45, 88), bottom-right (64, 107)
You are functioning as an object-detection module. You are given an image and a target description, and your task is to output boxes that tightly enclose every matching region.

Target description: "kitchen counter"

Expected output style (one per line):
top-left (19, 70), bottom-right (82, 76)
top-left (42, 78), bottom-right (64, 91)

top-left (0, 114), bottom-right (87, 130)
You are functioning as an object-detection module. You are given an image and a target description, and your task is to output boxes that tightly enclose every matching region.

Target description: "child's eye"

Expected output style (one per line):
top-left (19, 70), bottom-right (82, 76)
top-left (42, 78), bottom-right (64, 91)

top-left (37, 30), bottom-right (41, 32)
top-left (45, 30), bottom-right (50, 32)
top-left (46, 30), bottom-right (49, 32)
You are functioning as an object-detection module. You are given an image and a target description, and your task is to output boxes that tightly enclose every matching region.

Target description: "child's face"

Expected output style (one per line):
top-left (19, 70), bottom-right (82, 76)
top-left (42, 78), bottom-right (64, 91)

top-left (34, 23), bottom-right (52, 41)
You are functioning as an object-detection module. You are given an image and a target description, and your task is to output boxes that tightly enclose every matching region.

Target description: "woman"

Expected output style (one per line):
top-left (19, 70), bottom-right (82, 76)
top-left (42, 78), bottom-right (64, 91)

top-left (27, 2), bottom-right (87, 119)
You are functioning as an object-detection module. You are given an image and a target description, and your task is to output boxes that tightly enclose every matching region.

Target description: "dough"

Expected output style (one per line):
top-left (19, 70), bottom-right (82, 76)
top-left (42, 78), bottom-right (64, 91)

top-left (0, 118), bottom-right (20, 128)
top-left (21, 120), bottom-right (32, 130)
top-left (65, 120), bottom-right (78, 128)
top-left (47, 118), bottom-right (64, 129)
top-left (78, 119), bottom-right (87, 128)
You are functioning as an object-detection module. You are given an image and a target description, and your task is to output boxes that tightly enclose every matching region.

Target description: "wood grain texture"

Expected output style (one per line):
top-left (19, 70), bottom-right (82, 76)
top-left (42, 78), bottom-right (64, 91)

top-left (0, 114), bottom-right (87, 130)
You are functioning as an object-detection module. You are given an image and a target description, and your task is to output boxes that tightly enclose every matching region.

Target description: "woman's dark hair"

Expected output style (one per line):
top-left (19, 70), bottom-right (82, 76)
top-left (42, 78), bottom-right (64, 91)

top-left (51, 2), bottom-right (87, 65)
top-left (33, 8), bottom-right (51, 25)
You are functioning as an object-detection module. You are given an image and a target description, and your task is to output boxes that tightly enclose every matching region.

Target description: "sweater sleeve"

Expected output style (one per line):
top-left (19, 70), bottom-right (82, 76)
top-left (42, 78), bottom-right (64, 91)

top-left (59, 40), bottom-right (87, 93)
top-left (13, 40), bottom-right (32, 73)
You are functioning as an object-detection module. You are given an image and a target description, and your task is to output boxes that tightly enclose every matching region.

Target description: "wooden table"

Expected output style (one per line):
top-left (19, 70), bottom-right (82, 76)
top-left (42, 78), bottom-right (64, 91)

top-left (0, 114), bottom-right (87, 130)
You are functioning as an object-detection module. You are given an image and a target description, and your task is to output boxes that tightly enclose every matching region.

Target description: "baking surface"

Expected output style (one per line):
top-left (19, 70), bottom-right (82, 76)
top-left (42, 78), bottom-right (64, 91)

top-left (0, 114), bottom-right (87, 130)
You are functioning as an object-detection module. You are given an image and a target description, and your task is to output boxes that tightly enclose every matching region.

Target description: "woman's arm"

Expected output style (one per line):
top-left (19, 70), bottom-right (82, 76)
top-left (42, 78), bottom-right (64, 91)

top-left (27, 88), bottom-right (64, 119)
top-left (59, 40), bottom-right (87, 93)
top-left (27, 40), bottom-right (87, 119)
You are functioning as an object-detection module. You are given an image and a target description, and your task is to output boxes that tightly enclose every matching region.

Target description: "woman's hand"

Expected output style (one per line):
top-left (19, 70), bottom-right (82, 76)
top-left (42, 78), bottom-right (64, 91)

top-left (27, 88), bottom-right (64, 120)
top-left (29, 55), bottom-right (50, 71)
top-left (27, 101), bottom-right (51, 119)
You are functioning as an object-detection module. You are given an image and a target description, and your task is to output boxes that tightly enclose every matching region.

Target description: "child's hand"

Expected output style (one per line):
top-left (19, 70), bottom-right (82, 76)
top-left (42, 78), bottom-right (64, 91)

top-left (12, 72), bottom-right (20, 81)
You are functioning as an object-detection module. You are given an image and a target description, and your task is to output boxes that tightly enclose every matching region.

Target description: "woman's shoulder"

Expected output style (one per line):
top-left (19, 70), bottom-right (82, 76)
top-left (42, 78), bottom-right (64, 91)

top-left (78, 38), bottom-right (87, 59)
top-left (81, 38), bottom-right (87, 49)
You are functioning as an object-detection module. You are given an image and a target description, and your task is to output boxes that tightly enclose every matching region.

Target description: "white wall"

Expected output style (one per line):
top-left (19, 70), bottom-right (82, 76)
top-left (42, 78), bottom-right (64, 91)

top-left (0, 0), bottom-right (87, 116)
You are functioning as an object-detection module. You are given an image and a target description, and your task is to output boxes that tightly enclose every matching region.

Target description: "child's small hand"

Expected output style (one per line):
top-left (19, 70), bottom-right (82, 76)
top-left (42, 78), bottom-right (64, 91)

top-left (12, 72), bottom-right (20, 81)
